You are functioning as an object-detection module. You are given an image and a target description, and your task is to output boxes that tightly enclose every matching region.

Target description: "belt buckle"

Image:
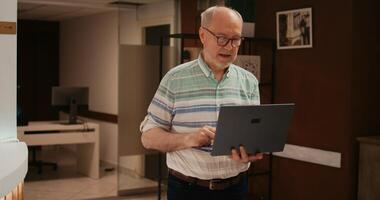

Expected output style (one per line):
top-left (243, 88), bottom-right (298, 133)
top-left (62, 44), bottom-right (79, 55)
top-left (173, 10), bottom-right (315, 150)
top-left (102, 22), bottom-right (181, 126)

top-left (209, 179), bottom-right (220, 190)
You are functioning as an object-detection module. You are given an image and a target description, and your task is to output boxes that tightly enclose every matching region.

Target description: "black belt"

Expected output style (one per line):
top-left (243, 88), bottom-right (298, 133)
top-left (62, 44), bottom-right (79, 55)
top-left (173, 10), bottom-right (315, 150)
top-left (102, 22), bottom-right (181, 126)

top-left (168, 168), bottom-right (246, 190)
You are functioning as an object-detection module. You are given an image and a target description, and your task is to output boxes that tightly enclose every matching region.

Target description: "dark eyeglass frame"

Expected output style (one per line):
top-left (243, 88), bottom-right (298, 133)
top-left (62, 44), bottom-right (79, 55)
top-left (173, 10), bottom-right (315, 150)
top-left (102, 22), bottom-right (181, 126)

top-left (202, 26), bottom-right (244, 48)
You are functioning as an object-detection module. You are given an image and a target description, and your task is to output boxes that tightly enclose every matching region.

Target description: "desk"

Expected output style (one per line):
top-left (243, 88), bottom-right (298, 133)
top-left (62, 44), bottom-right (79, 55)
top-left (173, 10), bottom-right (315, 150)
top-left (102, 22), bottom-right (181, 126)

top-left (17, 121), bottom-right (100, 179)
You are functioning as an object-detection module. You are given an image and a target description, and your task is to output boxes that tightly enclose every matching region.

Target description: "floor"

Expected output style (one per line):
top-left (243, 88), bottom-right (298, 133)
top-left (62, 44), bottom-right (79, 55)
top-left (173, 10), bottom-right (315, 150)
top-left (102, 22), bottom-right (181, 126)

top-left (24, 146), bottom-right (166, 200)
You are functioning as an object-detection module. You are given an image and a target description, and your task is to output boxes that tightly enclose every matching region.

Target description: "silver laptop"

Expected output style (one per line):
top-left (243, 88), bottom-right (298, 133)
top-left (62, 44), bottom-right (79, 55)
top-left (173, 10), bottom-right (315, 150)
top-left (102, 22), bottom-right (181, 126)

top-left (210, 103), bottom-right (295, 156)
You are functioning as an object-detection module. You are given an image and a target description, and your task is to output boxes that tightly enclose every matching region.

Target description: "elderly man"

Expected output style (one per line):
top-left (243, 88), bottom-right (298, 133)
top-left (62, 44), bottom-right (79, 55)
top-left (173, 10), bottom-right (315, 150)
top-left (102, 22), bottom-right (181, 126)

top-left (140, 6), bottom-right (263, 200)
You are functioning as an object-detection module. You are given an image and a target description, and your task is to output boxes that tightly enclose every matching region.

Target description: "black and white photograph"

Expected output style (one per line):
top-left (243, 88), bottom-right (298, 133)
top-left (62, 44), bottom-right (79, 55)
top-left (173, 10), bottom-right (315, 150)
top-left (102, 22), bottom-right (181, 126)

top-left (276, 7), bottom-right (312, 49)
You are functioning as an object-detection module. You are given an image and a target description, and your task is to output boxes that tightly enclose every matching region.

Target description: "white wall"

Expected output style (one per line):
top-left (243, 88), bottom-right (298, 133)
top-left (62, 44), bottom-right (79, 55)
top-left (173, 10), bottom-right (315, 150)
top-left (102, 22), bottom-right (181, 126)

top-left (60, 11), bottom-right (119, 164)
top-left (59, 0), bottom-right (177, 166)
top-left (0, 0), bottom-right (17, 141)
top-left (137, 0), bottom-right (175, 28)
top-left (119, 9), bottom-right (141, 45)
top-left (60, 11), bottom-right (119, 115)
top-left (140, 0), bottom-right (177, 46)
top-left (119, 0), bottom-right (176, 45)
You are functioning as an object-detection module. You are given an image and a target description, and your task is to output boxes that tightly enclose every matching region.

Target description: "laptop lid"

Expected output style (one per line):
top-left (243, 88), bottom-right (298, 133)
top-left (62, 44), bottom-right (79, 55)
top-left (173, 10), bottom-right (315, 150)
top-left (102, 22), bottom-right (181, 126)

top-left (210, 103), bottom-right (295, 156)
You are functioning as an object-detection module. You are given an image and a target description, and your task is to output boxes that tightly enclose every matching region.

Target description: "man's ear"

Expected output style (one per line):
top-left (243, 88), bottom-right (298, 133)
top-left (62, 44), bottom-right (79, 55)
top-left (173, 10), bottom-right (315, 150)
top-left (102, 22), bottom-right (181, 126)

top-left (199, 27), bottom-right (205, 45)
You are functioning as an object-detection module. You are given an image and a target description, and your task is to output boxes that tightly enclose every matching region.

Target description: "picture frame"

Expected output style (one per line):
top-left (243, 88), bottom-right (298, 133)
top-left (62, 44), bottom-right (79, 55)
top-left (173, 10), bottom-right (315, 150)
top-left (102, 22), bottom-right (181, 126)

top-left (234, 55), bottom-right (261, 82)
top-left (276, 7), bottom-right (313, 49)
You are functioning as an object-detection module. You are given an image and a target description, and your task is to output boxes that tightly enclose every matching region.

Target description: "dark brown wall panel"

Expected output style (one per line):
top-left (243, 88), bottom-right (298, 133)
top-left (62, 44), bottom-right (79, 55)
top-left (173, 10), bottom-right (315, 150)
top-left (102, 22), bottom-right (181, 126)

top-left (180, 0), bottom-right (202, 47)
top-left (255, 0), bottom-right (358, 199)
top-left (180, 0), bottom-right (379, 199)
top-left (17, 20), bottom-right (60, 122)
top-left (181, 0), bottom-right (199, 34)
top-left (256, 0), bottom-right (353, 148)
top-left (351, 2), bottom-right (380, 198)
top-left (272, 157), bottom-right (351, 200)
top-left (352, 0), bottom-right (380, 137)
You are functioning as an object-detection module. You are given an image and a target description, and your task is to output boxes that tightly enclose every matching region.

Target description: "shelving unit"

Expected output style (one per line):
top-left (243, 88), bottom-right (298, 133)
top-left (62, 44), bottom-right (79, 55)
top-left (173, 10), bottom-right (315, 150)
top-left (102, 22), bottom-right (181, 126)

top-left (157, 33), bottom-right (277, 200)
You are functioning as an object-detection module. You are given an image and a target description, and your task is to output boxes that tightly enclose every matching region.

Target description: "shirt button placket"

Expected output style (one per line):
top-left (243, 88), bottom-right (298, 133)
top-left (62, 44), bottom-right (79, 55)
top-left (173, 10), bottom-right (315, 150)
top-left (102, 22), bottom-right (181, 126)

top-left (215, 84), bottom-right (220, 119)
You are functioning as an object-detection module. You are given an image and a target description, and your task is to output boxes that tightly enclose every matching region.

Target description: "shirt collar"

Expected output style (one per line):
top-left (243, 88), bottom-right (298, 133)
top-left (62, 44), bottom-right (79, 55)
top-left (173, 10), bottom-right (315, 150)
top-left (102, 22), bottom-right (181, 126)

top-left (197, 52), bottom-right (232, 78)
top-left (197, 53), bottom-right (212, 77)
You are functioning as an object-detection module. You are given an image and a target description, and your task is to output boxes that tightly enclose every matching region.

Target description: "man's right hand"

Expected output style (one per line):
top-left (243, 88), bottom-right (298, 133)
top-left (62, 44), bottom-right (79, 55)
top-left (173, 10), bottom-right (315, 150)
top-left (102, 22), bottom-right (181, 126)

top-left (186, 126), bottom-right (216, 148)
top-left (141, 126), bottom-right (216, 152)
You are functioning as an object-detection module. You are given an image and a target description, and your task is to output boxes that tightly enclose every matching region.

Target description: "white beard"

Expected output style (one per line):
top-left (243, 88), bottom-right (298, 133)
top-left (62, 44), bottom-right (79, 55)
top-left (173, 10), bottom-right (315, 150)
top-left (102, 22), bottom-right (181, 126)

top-left (202, 51), bottom-right (231, 71)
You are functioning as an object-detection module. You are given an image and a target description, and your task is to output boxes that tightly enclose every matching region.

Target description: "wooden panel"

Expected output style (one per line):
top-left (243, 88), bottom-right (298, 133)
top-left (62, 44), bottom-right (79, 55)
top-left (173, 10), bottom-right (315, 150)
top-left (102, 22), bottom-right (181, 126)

top-left (254, 0), bottom-right (356, 199)
top-left (352, 0), bottom-right (380, 137)
top-left (1, 182), bottom-right (23, 200)
top-left (17, 20), bottom-right (60, 122)
top-left (179, 1), bottom-right (380, 200)
top-left (0, 21), bottom-right (16, 34)
top-left (180, 0), bottom-right (202, 48)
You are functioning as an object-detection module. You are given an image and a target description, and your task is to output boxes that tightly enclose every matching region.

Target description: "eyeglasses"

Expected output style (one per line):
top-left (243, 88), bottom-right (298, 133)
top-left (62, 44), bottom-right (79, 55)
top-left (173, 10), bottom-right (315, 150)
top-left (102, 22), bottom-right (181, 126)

top-left (202, 27), bottom-right (244, 48)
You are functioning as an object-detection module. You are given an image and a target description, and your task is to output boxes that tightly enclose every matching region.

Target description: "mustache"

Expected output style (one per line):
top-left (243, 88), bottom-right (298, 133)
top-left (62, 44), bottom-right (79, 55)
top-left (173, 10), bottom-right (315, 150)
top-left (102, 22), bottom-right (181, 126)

top-left (218, 51), bottom-right (233, 55)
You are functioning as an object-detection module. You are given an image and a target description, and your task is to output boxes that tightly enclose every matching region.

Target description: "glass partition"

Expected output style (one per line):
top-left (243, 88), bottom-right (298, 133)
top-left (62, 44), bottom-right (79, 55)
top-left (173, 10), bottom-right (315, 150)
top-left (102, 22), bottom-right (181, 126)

top-left (117, 4), bottom-right (179, 198)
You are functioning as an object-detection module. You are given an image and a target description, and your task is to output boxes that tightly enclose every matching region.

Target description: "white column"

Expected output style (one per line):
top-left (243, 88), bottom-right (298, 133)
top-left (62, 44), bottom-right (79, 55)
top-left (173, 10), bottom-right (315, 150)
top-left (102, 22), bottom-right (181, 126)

top-left (0, 0), bottom-right (17, 141)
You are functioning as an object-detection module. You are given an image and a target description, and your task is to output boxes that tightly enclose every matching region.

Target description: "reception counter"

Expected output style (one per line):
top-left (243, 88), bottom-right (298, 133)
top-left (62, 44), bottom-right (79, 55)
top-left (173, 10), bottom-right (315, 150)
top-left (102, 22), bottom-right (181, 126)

top-left (0, 141), bottom-right (28, 199)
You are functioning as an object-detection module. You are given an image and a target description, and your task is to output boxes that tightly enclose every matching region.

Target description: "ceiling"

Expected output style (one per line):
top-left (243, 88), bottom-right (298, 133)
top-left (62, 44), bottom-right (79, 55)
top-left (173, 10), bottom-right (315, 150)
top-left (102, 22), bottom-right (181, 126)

top-left (18, 0), bottom-right (165, 21)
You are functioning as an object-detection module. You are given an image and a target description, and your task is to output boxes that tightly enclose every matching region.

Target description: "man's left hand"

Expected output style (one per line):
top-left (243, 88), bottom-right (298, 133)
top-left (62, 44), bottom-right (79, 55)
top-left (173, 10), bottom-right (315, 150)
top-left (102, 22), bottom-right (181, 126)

top-left (230, 146), bottom-right (264, 163)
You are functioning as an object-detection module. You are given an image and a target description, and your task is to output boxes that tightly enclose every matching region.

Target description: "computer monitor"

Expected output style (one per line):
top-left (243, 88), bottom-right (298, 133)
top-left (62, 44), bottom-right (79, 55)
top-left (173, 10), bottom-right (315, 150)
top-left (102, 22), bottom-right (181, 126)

top-left (51, 86), bottom-right (89, 124)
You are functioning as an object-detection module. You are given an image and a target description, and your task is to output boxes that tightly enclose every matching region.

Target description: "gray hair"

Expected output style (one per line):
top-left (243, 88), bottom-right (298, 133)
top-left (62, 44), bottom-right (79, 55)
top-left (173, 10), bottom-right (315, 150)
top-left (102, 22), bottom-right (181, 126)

top-left (200, 6), bottom-right (243, 27)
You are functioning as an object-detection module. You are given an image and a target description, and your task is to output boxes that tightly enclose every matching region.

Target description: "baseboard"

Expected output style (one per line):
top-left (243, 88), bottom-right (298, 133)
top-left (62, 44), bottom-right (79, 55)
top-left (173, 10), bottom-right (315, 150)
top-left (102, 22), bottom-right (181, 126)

top-left (100, 160), bottom-right (143, 179)
top-left (274, 144), bottom-right (341, 168)
top-left (100, 160), bottom-right (117, 168)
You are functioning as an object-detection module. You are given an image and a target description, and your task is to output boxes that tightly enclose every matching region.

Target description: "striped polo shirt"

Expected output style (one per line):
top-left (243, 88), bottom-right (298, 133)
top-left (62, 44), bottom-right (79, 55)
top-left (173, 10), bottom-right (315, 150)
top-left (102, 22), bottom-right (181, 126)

top-left (140, 54), bottom-right (260, 180)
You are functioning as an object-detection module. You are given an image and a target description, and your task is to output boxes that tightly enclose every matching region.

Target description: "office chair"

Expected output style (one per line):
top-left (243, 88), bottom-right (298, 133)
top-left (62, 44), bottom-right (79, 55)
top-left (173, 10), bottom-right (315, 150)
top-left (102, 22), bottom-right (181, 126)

top-left (17, 103), bottom-right (58, 174)
top-left (28, 146), bottom-right (58, 174)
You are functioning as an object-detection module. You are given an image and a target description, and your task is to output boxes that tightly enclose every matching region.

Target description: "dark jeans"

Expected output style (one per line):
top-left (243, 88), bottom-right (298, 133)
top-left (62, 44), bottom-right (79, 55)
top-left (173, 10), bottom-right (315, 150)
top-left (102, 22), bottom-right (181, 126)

top-left (167, 173), bottom-right (248, 200)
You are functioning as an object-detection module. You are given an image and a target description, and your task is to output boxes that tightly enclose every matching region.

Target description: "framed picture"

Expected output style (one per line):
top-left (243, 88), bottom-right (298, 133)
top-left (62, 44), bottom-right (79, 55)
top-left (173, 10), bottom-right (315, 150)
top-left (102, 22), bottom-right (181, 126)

top-left (234, 55), bottom-right (261, 82)
top-left (276, 7), bottom-right (313, 49)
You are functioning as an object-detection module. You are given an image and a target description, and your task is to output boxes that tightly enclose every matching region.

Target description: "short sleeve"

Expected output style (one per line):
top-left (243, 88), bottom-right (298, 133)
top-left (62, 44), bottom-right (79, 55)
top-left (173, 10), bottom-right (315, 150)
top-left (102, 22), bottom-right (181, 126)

top-left (140, 74), bottom-right (175, 133)
top-left (251, 78), bottom-right (260, 105)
